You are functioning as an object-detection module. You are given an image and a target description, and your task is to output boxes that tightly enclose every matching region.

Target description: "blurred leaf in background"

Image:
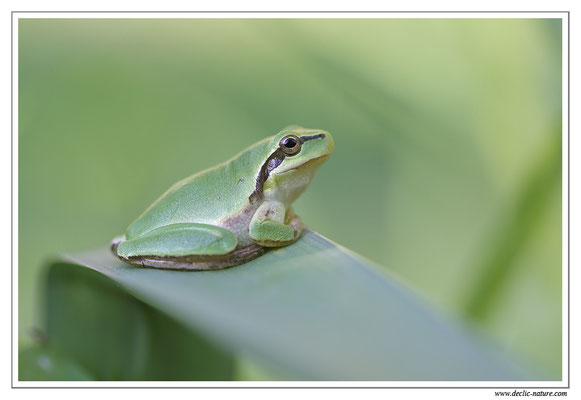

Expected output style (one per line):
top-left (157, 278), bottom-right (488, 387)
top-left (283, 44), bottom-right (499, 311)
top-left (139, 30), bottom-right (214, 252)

top-left (18, 18), bottom-right (562, 377)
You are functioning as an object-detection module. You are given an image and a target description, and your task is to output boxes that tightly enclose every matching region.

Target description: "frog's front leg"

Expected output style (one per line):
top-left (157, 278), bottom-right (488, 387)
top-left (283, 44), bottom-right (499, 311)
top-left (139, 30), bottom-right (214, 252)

top-left (249, 201), bottom-right (303, 247)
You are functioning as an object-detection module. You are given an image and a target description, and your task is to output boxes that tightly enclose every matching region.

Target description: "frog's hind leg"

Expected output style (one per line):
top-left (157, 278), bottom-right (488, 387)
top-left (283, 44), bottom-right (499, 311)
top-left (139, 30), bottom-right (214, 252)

top-left (114, 223), bottom-right (264, 271)
top-left (110, 235), bottom-right (125, 253)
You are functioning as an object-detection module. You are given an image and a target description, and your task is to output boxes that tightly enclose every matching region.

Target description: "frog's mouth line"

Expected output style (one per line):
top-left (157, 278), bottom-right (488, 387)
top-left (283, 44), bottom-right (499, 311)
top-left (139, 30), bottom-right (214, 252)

top-left (274, 154), bottom-right (330, 175)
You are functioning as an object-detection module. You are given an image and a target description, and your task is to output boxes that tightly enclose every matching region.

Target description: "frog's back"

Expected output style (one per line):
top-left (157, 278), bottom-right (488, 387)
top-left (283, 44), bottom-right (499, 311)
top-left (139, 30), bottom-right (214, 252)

top-left (126, 138), bottom-right (271, 240)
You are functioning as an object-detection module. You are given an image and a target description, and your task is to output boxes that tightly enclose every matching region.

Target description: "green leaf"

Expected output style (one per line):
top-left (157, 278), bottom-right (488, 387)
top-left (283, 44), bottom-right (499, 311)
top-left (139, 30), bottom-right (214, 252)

top-left (44, 262), bottom-right (234, 380)
top-left (47, 230), bottom-right (540, 380)
top-left (19, 346), bottom-right (95, 381)
top-left (463, 126), bottom-right (562, 320)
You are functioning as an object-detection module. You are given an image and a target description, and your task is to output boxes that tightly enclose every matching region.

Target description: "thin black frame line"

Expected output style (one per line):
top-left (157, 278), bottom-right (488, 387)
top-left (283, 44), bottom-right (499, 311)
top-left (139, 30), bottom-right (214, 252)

top-left (11, 10), bottom-right (570, 13)
top-left (11, 11), bottom-right (570, 390)
top-left (12, 386), bottom-right (574, 389)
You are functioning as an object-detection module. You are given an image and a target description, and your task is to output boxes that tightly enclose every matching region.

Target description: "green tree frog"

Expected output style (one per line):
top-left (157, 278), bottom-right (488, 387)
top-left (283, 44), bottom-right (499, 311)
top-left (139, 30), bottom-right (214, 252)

top-left (111, 126), bottom-right (333, 270)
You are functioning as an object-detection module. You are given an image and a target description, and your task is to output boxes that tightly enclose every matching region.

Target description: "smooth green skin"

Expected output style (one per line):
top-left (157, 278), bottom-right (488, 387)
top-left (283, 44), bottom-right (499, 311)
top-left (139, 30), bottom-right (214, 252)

top-left (115, 127), bottom-right (333, 262)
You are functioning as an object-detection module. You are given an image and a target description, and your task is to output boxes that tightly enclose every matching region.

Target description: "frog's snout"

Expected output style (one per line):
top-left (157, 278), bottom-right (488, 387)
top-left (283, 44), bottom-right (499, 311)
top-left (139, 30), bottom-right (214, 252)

top-left (322, 130), bottom-right (334, 155)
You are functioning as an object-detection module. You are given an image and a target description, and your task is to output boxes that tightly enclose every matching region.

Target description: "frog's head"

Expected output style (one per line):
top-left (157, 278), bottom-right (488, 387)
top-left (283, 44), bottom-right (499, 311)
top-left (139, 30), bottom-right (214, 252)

top-left (261, 127), bottom-right (334, 204)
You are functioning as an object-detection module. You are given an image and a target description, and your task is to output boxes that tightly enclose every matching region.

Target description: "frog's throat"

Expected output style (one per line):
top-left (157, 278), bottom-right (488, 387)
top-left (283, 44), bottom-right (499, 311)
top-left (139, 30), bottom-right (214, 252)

top-left (248, 133), bottom-right (326, 205)
top-left (274, 154), bottom-right (329, 175)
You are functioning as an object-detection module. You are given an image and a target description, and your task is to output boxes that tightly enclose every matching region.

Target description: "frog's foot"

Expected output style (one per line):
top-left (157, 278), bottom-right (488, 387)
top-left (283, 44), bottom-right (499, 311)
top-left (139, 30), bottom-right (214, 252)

top-left (249, 203), bottom-right (303, 247)
top-left (113, 223), bottom-right (264, 271)
top-left (285, 207), bottom-right (304, 235)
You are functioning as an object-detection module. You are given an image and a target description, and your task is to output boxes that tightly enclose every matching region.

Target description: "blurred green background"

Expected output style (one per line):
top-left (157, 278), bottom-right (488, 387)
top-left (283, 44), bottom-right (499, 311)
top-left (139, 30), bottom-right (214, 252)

top-left (19, 18), bottom-right (562, 377)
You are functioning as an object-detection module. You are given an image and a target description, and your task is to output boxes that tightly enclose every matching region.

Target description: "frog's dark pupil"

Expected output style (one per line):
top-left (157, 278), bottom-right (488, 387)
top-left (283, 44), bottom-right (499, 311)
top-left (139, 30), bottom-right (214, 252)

top-left (284, 138), bottom-right (297, 148)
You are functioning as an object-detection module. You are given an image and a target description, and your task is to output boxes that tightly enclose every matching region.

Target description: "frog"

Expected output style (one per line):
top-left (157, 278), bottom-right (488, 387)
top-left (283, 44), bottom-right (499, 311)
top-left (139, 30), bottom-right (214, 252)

top-left (111, 126), bottom-right (333, 271)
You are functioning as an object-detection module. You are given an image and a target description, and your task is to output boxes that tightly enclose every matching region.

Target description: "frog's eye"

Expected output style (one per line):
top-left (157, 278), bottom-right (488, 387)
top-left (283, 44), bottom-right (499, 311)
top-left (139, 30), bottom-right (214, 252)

top-left (279, 134), bottom-right (301, 156)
